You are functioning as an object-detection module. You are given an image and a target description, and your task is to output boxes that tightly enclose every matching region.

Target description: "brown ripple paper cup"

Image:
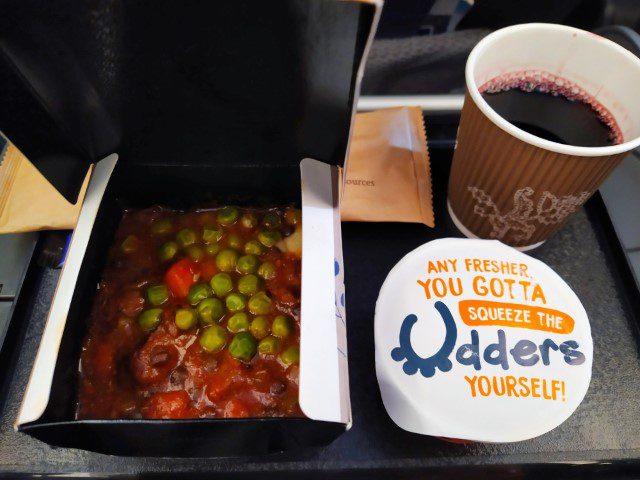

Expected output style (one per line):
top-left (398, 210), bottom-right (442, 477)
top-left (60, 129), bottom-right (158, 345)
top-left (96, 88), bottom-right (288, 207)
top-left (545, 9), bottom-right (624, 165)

top-left (448, 24), bottom-right (640, 250)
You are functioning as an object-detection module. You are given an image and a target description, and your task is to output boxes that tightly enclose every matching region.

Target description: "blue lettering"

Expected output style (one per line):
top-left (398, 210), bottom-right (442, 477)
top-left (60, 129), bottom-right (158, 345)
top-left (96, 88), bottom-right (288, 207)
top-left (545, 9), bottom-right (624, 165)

top-left (539, 338), bottom-right (559, 366)
top-left (391, 301), bottom-right (457, 378)
top-left (510, 339), bottom-right (540, 366)
top-left (559, 340), bottom-right (586, 365)
top-left (392, 304), bottom-right (587, 378)
top-left (456, 330), bottom-right (480, 370)
top-left (483, 329), bottom-right (509, 370)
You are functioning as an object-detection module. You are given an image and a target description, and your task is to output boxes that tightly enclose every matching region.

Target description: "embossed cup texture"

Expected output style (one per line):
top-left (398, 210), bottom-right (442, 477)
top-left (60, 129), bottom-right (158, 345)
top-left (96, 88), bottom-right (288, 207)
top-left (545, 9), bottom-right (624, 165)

top-left (447, 24), bottom-right (640, 249)
top-left (448, 93), bottom-right (626, 248)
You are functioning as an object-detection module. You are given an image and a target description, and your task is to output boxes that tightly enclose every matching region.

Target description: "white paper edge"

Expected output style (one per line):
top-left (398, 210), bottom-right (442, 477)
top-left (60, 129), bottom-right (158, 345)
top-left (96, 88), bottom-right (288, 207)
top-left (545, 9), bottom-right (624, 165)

top-left (16, 153), bottom-right (118, 427)
top-left (333, 180), bottom-right (351, 428)
top-left (299, 158), bottom-right (350, 424)
top-left (296, 0), bottom-right (380, 424)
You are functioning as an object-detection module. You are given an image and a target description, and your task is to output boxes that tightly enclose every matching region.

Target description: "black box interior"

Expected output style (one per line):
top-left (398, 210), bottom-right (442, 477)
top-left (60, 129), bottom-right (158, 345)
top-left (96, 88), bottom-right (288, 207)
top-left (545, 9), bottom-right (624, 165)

top-left (7, 0), bottom-right (377, 456)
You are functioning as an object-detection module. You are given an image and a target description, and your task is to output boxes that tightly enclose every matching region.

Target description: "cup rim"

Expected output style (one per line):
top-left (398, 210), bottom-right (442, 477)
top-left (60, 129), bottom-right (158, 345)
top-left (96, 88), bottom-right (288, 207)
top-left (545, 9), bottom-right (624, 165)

top-left (466, 23), bottom-right (640, 157)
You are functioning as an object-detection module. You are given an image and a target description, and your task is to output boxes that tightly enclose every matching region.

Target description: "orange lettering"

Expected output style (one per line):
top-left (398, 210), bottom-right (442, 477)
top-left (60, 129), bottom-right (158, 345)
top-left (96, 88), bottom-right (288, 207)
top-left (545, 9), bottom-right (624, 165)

top-left (518, 376), bottom-right (531, 396)
top-left (551, 379), bottom-right (562, 401)
top-left (459, 300), bottom-right (574, 334)
top-left (531, 377), bottom-right (541, 398)
top-left (542, 378), bottom-right (553, 400)
top-left (532, 284), bottom-right (547, 304)
top-left (432, 278), bottom-right (447, 297)
top-left (489, 277), bottom-right (504, 297)
top-left (492, 376), bottom-right (506, 396)
top-left (505, 376), bottom-right (519, 397)
top-left (436, 260), bottom-right (449, 272)
top-left (478, 376), bottom-right (491, 396)
top-left (503, 278), bottom-right (516, 299)
top-left (416, 279), bottom-right (431, 299)
top-left (464, 375), bottom-right (478, 397)
top-left (464, 258), bottom-right (473, 272)
top-left (473, 276), bottom-right (488, 296)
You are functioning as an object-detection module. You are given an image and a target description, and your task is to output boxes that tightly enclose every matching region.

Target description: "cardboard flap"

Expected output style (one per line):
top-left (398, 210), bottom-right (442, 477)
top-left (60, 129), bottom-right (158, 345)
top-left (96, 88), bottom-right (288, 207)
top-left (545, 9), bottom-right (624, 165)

top-left (1, 1), bottom-right (377, 202)
top-left (299, 158), bottom-right (350, 424)
top-left (16, 154), bottom-right (117, 426)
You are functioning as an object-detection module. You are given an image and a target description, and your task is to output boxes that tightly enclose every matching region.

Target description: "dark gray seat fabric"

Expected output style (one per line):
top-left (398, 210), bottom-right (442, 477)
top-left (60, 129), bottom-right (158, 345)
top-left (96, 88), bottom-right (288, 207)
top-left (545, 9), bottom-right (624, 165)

top-left (361, 29), bottom-right (491, 95)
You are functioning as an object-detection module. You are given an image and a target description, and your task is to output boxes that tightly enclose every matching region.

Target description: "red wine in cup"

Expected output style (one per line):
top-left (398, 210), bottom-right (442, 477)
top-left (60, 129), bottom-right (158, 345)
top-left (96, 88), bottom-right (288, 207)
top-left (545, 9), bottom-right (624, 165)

top-left (480, 73), bottom-right (622, 147)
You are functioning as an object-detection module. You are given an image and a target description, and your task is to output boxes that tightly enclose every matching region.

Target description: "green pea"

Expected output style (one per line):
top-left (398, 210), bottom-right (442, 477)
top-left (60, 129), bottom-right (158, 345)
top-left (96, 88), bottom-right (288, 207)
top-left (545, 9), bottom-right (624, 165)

top-left (227, 312), bottom-right (250, 333)
top-left (240, 213), bottom-right (258, 229)
top-left (217, 206), bottom-right (239, 226)
top-left (280, 345), bottom-right (300, 365)
top-left (244, 240), bottom-right (263, 255)
top-left (258, 262), bottom-right (276, 280)
top-left (175, 308), bottom-right (197, 330)
top-left (176, 228), bottom-right (197, 247)
top-left (248, 291), bottom-right (272, 315)
top-left (226, 292), bottom-right (247, 312)
top-left (258, 336), bottom-right (281, 355)
top-left (262, 212), bottom-right (282, 229)
top-left (257, 230), bottom-right (282, 247)
top-left (229, 332), bottom-right (258, 362)
top-left (210, 273), bottom-right (233, 297)
top-left (186, 245), bottom-right (205, 262)
top-left (272, 315), bottom-right (293, 338)
top-left (121, 235), bottom-right (139, 254)
top-left (202, 225), bottom-right (223, 244)
top-left (238, 274), bottom-right (262, 296)
top-left (187, 283), bottom-right (213, 305)
top-left (138, 308), bottom-right (163, 332)
top-left (146, 285), bottom-right (169, 306)
top-left (151, 218), bottom-right (173, 236)
top-left (205, 243), bottom-right (221, 256)
top-left (215, 249), bottom-right (238, 272)
top-left (237, 254), bottom-right (259, 274)
top-left (159, 241), bottom-right (179, 262)
top-left (250, 316), bottom-right (270, 339)
top-left (284, 208), bottom-right (301, 226)
top-left (199, 325), bottom-right (228, 353)
top-left (197, 298), bottom-right (224, 325)
top-left (228, 233), bottom-right (243, 250)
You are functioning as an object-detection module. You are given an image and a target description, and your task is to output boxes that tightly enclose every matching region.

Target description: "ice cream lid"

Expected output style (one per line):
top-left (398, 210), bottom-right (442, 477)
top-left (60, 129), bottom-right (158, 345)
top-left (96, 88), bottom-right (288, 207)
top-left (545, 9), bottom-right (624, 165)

top-left (375, 238), bottom-right (593, 442)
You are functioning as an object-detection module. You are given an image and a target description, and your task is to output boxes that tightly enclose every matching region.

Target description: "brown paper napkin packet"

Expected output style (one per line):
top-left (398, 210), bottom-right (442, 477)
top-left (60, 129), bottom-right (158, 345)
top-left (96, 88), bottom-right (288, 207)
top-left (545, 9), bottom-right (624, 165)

top-left (341, 106), bottom-right (434, 227)
top-left (0, 134), bottom-right (91, 233)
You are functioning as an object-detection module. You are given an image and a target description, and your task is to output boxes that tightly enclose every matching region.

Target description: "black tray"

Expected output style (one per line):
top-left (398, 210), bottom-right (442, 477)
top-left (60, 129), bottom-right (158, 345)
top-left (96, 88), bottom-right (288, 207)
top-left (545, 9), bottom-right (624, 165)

top-left (1, 144), bottom-right (640, 478)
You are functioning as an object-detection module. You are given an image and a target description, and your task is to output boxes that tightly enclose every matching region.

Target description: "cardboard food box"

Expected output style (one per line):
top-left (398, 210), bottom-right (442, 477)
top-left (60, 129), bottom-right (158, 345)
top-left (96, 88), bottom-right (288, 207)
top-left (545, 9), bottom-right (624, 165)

top-left (9, 0), bottom-right (380, 456)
